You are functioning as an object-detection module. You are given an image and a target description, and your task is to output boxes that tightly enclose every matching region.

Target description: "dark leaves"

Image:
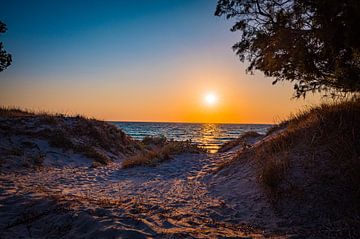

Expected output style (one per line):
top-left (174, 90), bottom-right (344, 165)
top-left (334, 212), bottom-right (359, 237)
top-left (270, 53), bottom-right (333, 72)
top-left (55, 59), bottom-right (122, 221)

top-left (0, 21), bottom-right (12, 72)
top-left (215, 0), bottom-right (360, 97)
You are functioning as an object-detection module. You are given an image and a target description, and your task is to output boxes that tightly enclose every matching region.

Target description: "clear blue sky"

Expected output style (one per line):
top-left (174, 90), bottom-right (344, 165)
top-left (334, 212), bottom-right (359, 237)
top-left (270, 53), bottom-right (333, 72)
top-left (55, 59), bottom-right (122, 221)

top-left (0, 0), bottom-right (320, 123)
top-left (1, 0), bottom-right (232, 76)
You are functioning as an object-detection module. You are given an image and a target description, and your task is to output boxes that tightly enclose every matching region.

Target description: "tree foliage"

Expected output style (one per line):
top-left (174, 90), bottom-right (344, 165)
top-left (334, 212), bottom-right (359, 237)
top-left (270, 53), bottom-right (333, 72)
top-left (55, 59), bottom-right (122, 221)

top-left (0, 21), bottom-right (12, 72)
top-left (215, 0), bottom-right (360, 97)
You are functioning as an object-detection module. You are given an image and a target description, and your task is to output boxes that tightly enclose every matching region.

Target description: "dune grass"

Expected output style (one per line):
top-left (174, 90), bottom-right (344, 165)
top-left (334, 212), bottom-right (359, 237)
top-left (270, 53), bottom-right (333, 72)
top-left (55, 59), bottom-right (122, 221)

top-left (141, 135), bottom-right (167, 146)
top-left (0, 107), bottom-right (142, 165)
top-left (122, 137), bottom-right (206, 168)
top-left (0, 106), bottom-right (73, 118)
top-left (218, 131), bottom-right (262, 153)
top-left (212, 97), bottom-right (360, 235)
top-left (216, 97), bottom-right (360, 206)
top-left (253, 97), bottom-right (360, 203)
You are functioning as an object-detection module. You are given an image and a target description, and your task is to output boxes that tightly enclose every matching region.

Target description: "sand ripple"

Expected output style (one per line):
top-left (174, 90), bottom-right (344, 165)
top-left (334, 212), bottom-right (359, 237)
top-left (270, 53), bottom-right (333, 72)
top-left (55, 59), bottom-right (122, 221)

top-left (0, 151), bottom-right (282, 238)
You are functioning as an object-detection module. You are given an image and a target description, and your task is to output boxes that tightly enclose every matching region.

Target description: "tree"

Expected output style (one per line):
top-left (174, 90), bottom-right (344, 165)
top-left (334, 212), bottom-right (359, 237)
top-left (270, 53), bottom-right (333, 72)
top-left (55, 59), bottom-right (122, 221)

top-left (0, 21), bottom-right (12, 72)
top-left (215, 0), bottom-right (360, 97)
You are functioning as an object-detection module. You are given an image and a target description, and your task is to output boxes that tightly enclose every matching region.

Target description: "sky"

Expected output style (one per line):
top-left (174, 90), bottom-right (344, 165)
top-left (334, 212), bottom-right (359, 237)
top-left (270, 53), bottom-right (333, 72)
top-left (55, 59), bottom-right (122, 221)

top-left (0, 0), bottom-right (321, 123)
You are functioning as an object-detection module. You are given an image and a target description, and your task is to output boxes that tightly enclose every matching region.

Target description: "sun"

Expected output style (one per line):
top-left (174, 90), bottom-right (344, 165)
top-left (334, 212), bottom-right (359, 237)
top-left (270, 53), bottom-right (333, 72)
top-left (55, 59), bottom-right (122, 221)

top-left (203, 92), bottom-right (218, 106)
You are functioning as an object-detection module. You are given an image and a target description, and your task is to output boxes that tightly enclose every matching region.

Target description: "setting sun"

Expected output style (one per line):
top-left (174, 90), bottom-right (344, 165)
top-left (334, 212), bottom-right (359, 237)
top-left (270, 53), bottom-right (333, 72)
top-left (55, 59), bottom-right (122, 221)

top-left (204, 92), bottom-right (218, 106)
top-left (1, 1), bottom-right (358, 237)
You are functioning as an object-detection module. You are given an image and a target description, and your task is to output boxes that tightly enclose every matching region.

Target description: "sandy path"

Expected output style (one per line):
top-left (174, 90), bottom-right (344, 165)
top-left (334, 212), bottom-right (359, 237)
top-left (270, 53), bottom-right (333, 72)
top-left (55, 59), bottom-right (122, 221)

top-left (0, 150), bottom-right (282, 238)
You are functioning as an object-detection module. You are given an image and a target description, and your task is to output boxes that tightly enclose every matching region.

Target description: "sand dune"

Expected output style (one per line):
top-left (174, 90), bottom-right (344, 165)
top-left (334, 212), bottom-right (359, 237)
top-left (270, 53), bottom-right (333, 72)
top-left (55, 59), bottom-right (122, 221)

top-left (0, 149), bottom-right (279, 238)
top-left (2, 105), bottom-right (358, 238)
top-left (0, 111), bottom-right (279, 238)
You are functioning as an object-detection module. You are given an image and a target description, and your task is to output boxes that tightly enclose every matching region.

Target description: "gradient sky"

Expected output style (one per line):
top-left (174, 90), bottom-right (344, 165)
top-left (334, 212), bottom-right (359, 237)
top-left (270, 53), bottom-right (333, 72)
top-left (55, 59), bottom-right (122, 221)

top-left (0, 0), bottom-right (321, 123)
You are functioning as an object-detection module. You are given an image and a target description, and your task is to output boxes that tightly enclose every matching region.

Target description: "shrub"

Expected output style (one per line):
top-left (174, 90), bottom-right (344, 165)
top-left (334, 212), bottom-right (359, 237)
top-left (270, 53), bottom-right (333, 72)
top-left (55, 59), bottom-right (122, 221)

top-left (80, 146), bottom-right (110, 165)
top-left (0, 107), bottom-right (141, 166)
top-left (258, 154), bottom-right (290, 193)
top-left (0, 107), bottom-right (33, 117)
top-left (48, 130), bottom-right (74, 150)
top-left (122, 139), bottom-right (206, 168)
top-left (142, 135), bottom-right (167, 146)
top-left (218, 131), bottom-right (261, 152)
top-left (257, 97), bottom-right (360, 202)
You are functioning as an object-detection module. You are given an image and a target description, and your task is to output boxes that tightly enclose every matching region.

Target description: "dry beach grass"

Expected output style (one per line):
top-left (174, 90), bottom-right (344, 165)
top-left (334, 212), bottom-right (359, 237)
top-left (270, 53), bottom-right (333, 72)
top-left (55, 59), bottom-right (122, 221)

top-left (122, 136), bottom-right (207, 168)
top-left (1, 102), bottom-right (360, 238)
top-left (215, 97), bottom-right (360, 237)
top-left (0, 107), bottom-right (142, 168)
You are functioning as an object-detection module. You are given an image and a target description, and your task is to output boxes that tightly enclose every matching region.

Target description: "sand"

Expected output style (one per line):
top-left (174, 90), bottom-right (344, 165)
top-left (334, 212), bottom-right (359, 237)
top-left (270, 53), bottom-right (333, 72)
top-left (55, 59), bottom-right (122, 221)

top-left (0, 113), bottom-right (288, 238)
top-left (0, 145), bottom-right (288, 238)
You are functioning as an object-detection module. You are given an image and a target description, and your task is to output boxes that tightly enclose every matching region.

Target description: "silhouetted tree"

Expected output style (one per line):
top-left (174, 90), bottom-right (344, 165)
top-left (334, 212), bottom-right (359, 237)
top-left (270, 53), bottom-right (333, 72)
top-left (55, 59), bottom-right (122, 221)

top-left (0, 21), bottom-right (12, 72)
top-left (215, 0), bottom-right (360, 97)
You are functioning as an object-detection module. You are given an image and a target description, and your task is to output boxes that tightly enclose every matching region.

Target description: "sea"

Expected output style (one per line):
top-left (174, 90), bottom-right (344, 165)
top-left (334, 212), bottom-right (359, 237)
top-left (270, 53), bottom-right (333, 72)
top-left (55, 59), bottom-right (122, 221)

top-left (112, 122), bottom-right (272, 153)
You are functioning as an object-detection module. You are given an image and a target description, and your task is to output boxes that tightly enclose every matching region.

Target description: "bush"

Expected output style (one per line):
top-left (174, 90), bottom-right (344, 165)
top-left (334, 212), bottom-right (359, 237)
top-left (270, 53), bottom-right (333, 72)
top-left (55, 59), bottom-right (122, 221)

top-left (0, 107), bottom-right (142, 166)
top-left (255, 97), bottom-right (360, 205)
top-left (218, 131), bottom-right (261, 152)
top-left (258, 154), bottom-right (289, 193)
top-left (122, 139), bottom-right (206, 168)
top-left (142, 135), bottom-right (167, 146)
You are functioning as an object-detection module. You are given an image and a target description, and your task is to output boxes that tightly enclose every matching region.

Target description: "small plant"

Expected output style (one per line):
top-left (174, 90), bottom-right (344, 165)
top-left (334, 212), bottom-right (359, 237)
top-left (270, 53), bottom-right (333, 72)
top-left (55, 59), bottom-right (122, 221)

top-left (39, 114), bottom-right (59, 125)
top-left (218, 131), bottom-right (261, 152)
top-left (0, 106), bottom-right (33, 117)
top-left (122, 151), bottom-right (160, 168)
top-left (32, 152), bottom-right (46, 166)
top-left (77, 145), bottom-right (110, 165)
top-left (142, 135), bottom-right (167, 146)
top-left (48, 130), bottom-right (74, 150)
top-left (0, 107), bottom-right (142, 167)
top-left (259, 155), bottom-right (289, 192)
top-left (122, 139), bottom-right (206, 168)
top-left (265, 121), bottom-right (289, 136)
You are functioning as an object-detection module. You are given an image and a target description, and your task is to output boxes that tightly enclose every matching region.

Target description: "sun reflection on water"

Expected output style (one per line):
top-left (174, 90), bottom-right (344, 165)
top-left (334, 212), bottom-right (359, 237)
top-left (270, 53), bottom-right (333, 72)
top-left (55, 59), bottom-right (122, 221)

top-left (114, 122), bottom-right (271, 153)
top-left (197, 124), bottom-right (222, 153)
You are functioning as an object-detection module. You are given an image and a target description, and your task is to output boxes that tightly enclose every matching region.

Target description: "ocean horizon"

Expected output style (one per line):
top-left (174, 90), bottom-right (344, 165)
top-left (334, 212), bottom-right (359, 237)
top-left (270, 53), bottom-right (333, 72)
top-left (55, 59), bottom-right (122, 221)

top-left (112, 121), bottom-right (272, 153)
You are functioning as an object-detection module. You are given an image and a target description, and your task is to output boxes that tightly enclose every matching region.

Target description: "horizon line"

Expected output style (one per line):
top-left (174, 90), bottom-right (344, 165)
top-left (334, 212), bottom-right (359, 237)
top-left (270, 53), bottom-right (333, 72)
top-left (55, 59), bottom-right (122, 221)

top-left (107, 120), bottom-right (274, 125)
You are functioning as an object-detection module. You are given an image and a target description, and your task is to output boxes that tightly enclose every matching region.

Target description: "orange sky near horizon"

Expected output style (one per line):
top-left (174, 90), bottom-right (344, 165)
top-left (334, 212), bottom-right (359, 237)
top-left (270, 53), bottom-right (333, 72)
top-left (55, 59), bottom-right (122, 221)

top-left (0, 57), bottom-right (322, 124)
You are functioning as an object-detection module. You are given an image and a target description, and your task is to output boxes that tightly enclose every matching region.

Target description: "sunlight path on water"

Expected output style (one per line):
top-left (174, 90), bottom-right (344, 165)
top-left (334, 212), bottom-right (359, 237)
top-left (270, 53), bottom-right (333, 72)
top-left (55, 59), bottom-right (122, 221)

top-left (114, 122), bottom-right (271, 153)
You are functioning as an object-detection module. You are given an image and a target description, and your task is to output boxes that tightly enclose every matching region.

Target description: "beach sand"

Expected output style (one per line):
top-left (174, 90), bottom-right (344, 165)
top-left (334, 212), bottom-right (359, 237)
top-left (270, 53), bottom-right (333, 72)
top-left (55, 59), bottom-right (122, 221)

top-left (3, 108), bottom-right (359, 238)
top-left (0, 137), bottom-right (284, 238)
top-left (0, 153), bottom-right (280, 238)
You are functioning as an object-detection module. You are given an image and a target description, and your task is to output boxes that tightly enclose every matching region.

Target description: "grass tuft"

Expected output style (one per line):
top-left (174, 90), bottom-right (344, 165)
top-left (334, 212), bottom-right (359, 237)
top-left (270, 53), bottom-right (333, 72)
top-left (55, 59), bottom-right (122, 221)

top-left (141, 135), bottom-right (167, 146)
top-left (122, 138), bottom-right (206, 168)
top-left (255, 97), bottom-right (360, 205)
top-left (0, 106), bottom-right (142, 165)
top-left (258, 154), bottom-right (289, 191)
top-left (218, 131), bottom-right (262, 153)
